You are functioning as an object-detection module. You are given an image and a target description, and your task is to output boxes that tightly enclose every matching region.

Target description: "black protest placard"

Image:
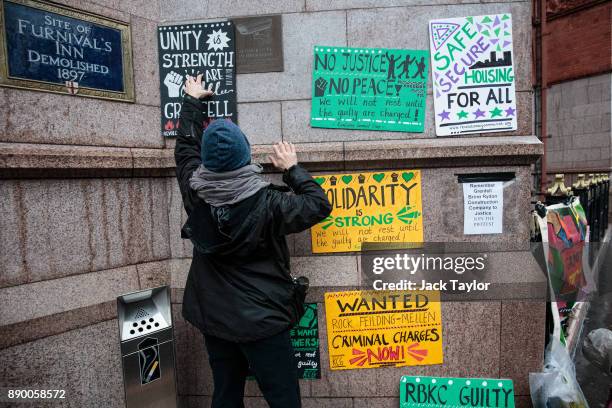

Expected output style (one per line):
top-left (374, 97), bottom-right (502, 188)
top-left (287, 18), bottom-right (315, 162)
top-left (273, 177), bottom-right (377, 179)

top-left (157, 21), bottom-right (236, 137)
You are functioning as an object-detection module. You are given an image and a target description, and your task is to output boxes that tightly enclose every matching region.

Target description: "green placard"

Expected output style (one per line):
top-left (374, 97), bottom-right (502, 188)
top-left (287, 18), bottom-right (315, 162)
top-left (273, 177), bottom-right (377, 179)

top-left (290, 303), bottom-right (320, 379)
top-left (311, 45), bottom-right (428, 133)
top-left (247, 304), bottom-right (320, 380)
top-left (400, 376), bottom-right (515, 408)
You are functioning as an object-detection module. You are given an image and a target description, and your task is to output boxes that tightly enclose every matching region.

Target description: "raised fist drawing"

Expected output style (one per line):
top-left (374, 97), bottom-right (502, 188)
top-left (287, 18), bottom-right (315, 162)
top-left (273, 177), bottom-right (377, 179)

top-left (164, 71), bottom-right (183, 98)
top-left (314, 77), bottom-right (328, 97)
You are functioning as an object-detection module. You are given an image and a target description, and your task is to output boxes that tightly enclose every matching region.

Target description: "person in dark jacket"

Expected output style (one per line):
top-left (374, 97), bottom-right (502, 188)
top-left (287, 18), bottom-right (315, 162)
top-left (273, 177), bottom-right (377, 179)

top-left (174, 73), bottom-right (332, 408)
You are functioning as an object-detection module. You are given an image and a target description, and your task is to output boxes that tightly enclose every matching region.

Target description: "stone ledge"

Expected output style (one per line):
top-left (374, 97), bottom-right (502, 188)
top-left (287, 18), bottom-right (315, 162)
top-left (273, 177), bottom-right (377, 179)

top-left (131, 147), bottom-right (175, 169)
top-left (256, 136), bottom-right (543, 167)
top-left (343, 135), bottom-right (543, 161)
top-left (0, 265), bottom-right (140, 327)
top-left (0, 136), bottom-right (542, 177)
top-left (340, 136), bottom-right (543, 170)
top-left (0, 301), bottom-right (116, 350)
top-left (0, 142), bottom-right (175, 178)
top-left (0, 260), bottom-right (172, 349)
top-left (0, 143), bottom-right (134, 169)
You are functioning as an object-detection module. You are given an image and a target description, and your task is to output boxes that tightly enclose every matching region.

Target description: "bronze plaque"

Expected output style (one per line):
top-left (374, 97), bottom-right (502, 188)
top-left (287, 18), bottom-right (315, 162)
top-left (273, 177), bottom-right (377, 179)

top-left (234, 15), bottom-right (283, 74)
top-left (0, 0), bottom-right (134, 102)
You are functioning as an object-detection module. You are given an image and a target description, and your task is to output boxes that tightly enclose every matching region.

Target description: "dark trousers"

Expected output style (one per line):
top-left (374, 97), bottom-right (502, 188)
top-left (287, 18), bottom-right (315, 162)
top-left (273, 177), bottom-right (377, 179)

top-left (203, 329), bottom-right (301, 408)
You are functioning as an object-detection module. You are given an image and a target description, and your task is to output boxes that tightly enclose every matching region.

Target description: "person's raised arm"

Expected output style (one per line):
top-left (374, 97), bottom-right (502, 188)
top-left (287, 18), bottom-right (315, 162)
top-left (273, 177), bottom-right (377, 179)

top-left (174, 74), bottom-right (213, 211)
top-left (268, 142), bottom-right (332, 235)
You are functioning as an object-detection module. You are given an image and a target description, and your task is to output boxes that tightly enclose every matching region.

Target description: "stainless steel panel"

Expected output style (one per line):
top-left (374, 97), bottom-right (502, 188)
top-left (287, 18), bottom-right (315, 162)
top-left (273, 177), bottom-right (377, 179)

top-left (117, 286), bottom-right (177, 408)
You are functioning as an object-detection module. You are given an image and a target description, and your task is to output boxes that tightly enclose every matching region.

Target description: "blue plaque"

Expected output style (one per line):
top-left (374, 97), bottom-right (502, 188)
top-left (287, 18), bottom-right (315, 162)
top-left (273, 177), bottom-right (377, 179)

top-left (0, 0), bottom-right (134, 102)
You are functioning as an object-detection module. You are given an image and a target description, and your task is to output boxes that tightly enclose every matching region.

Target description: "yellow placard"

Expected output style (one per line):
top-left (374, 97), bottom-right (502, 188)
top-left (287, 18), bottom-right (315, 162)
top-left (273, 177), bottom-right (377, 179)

top-left (311, 170), bottom-right (423, 253)
top-left (324, 290), bottom-right (443, 370)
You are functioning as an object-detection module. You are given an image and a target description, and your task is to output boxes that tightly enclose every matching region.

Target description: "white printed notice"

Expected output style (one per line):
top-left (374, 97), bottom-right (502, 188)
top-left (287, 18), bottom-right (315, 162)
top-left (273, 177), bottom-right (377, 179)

top-left (429, 14), bottom-right (517, 136)
top-left (463, 182), bottom-right (503, 234)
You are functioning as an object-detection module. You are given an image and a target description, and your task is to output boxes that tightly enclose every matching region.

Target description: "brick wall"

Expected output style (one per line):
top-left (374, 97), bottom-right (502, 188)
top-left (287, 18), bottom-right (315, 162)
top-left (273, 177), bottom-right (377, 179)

top-left (544, 1), bottom-right (612, 85)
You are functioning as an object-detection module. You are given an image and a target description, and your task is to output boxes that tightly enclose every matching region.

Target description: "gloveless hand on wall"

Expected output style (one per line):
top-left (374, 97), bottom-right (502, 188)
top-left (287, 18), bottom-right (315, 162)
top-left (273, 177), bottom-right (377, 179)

top-left (184, 74), bottom-right (214, 99)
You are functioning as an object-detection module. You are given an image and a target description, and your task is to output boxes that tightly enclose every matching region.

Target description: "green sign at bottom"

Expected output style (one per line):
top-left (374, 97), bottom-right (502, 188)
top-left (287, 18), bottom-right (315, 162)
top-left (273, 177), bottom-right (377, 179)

top-left (248, 303), bottom-right (320, 380)
top-left (290, 303), bottom-right (320, 379)
top-left (400, 376), bottom-right (515, 408)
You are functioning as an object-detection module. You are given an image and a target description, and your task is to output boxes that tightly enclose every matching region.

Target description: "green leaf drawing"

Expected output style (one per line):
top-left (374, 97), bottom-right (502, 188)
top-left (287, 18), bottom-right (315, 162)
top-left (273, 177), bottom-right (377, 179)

top-left (396, 206), bottom-right (421, 224)
top-left (320, 216), bottom-right (334, 230)
top-left (397, 206), bottom-right (411, 216)
top-left (314, 177), bottom-right (325, 185)
top-left (341, 175), bottom-right (353, 185)
top-left (402, 210), bottom-right (421, 219)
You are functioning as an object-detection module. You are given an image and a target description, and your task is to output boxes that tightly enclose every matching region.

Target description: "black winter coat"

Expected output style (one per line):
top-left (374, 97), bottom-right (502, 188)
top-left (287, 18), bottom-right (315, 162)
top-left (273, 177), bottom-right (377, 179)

top-left (174, 95), bottom-right (332, 342)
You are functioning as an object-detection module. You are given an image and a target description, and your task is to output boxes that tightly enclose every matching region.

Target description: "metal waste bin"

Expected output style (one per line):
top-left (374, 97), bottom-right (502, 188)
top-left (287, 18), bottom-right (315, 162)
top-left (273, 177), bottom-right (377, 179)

top-left (117, 286), bottom-right (177, 408)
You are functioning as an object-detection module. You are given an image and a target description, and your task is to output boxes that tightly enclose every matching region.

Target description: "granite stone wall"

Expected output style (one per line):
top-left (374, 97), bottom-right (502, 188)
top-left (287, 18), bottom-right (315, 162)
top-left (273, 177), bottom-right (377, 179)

top-left (546, 73), bottom-right (612, 172)
top-left (0, 0), bottom-right (544, 407)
